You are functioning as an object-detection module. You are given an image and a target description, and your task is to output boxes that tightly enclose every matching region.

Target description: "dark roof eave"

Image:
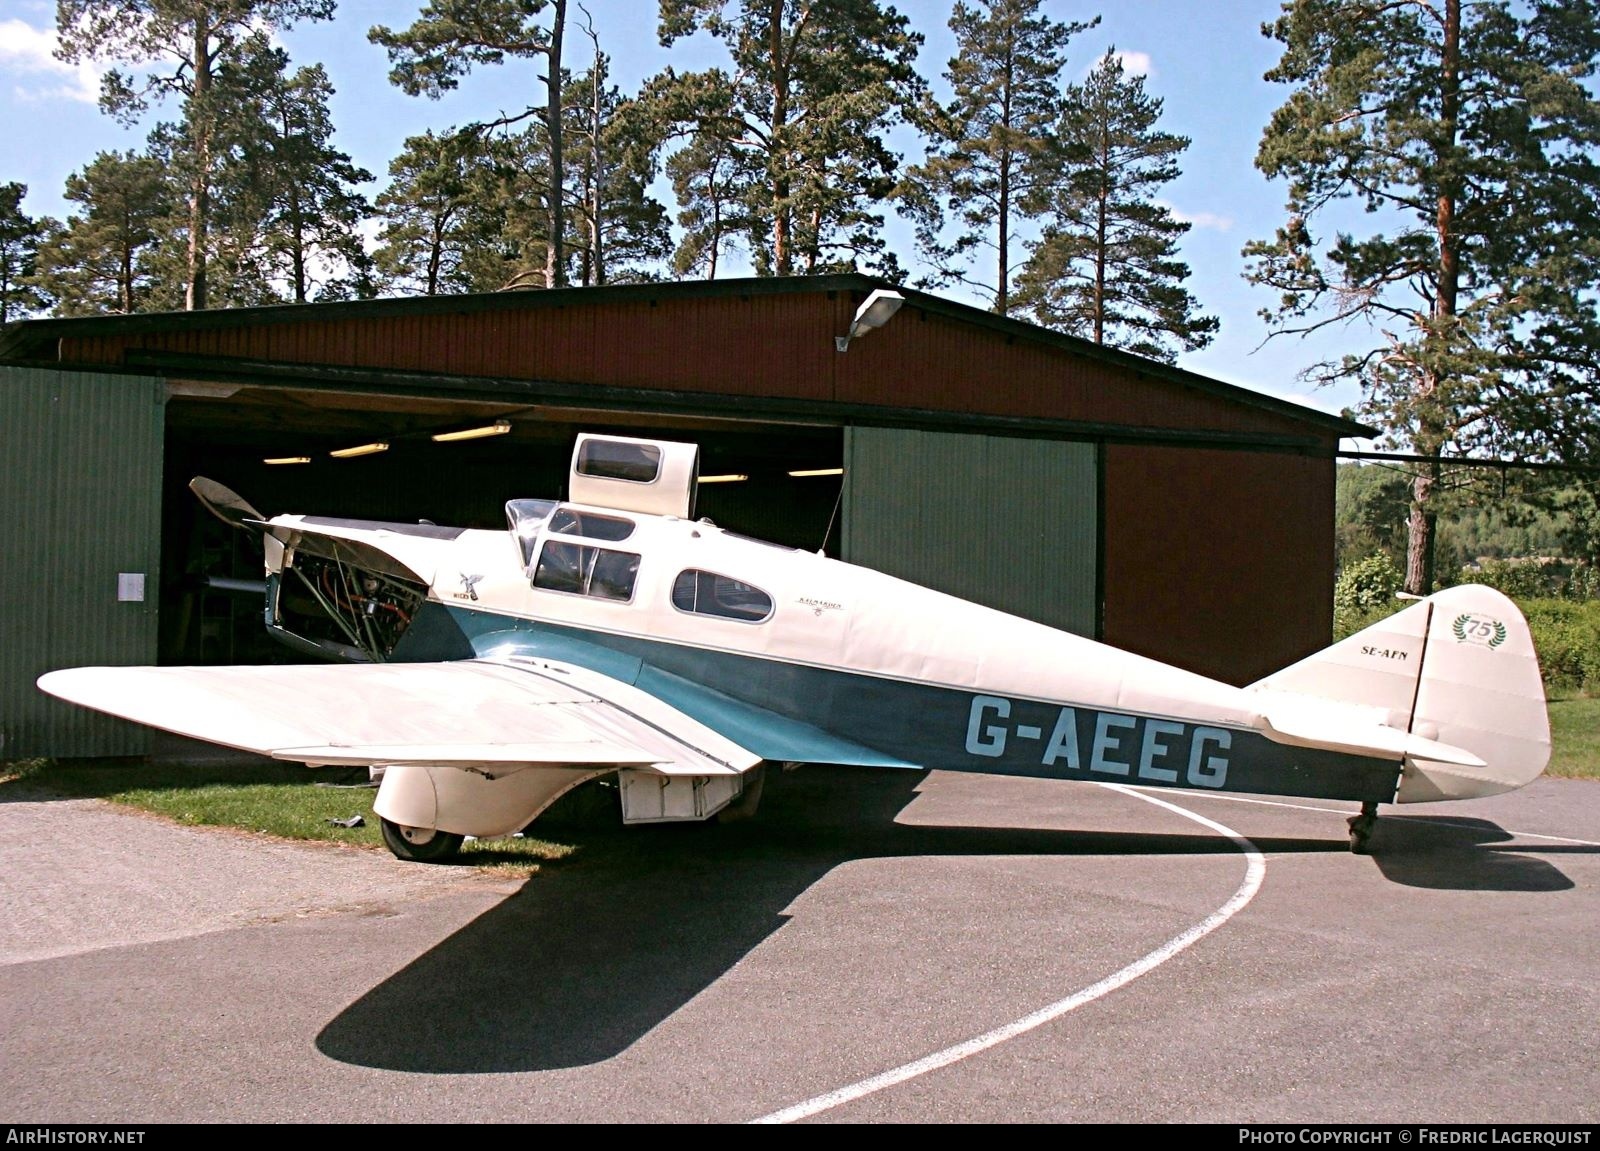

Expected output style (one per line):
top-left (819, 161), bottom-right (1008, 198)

top-left (119, 349), bottom-right (1344, 454)
top-left (894, 286), bottom-right (1376, 440)
top-left (0, 274), bottom-right (1377, 440)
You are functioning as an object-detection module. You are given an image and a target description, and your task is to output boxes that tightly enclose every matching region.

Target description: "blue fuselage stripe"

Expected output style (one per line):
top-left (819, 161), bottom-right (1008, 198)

top-left (445, 607), bottom-right (1401, 804)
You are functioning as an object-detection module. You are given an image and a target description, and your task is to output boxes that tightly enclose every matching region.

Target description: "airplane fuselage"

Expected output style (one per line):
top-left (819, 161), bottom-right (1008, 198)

top-left (39, 432), bottom-right (1547, 860)
top-left (265, 501), bottom-right (1403, 805)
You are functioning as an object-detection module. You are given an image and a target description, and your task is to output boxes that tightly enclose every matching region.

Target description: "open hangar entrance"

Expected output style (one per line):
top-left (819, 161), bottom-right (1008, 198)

top-left (159, 380), bottom-right (847, 666)
top-left (160, 377), bottom-right (1107, 672)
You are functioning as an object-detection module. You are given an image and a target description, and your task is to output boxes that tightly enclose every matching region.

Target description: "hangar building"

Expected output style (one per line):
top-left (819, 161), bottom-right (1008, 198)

top-left (0, 275), bottom-right (1371, 758)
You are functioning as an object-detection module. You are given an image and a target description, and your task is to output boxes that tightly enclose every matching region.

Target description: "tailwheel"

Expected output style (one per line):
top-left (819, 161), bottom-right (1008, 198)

top-left (380, 817), bottom-right (464, 863)
top-left (1347, 802), bottom-right (1379, 855)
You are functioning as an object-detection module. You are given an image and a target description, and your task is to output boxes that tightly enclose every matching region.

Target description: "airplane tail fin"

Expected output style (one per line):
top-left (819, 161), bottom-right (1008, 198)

top-left (1248, 584), bottom-right (1550, 803)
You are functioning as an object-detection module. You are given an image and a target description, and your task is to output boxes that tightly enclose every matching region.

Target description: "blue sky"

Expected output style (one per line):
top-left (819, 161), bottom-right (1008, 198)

top-left (0, 0), bottom-right (1381, 442)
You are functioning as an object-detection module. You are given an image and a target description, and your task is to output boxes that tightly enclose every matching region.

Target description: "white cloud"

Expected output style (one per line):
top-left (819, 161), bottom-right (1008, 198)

top-left (1161, 201), bottom-right (1234, 232)
top-left (1180, 210), bottom-right (1235, 231)
top-left (1112, 50), bottom-right (1153, 78)
top-left (0, 17), bottom-right (102, 104)
top-left (1274, 390), bottom-right (1345, 416)
top-left (356, 214), bottom-right (384, 253)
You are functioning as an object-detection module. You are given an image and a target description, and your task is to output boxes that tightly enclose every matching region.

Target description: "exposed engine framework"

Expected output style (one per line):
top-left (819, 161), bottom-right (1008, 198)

top-left (270, 544), bottom-right (426, 663)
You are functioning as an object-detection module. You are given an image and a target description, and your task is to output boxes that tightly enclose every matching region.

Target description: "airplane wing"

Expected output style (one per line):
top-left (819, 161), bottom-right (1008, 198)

top-left (36, 656), bottom-right (761, 777)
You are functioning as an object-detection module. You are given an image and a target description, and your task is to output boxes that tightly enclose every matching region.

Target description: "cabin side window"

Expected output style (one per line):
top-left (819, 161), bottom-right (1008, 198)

top-left (576, 440), bottom-right (662, 485)
top-left (671, 569), bottom-right (774, 622)
top-left (533, 541), bottom-right (640, 602)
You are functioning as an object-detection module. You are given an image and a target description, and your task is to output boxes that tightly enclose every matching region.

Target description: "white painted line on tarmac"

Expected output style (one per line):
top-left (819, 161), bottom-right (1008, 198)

top-left (1124, 789), bottom-right (1355, 816)
top-left (750, 782), bottom-right (1265, 1124)
top-left (1124, 787), bottom-right (1600, 847)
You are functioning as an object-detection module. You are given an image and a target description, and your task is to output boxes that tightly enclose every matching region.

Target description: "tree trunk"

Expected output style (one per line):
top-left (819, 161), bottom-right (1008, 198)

top-left (186, 17), bottom-right (211, 311)
top-left (1403, 0), bottom-right (1462, 596)
top-left (1094, 125), bottom-right (1108, 345)
top-left (120, 212), bottom-right (134, 312)
top-left (589, 46), bottom-right (604, 287)
top-left (769, 0), bottom-right (791, 277)
top-left (995, 33), bottom-right (1014, 315)
top-left (544, 0), bottom-right (566, 289)
top-left (291, 198), bottom-right (307, 303)
top-left (1406, 459), bottom-right (1439, 595)
top-left (427, 216), bottom-right (443, 295)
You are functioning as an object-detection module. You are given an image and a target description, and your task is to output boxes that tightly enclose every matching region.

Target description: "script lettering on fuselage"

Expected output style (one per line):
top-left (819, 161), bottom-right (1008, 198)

top-left (963, 694), bottom-right (1231, 788)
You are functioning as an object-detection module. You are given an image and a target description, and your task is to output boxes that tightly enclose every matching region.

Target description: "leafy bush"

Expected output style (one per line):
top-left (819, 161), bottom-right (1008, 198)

top-left (1335, 552), bottom-right (1403, 613)
top-left (1559, 563), bottom-right (1600, 601)
top-left (1334, 552), bottom-right (1405, 638)
top-left (1459, 557), bottom-right (1569, 599)
top-left (1519, 599), bottom-right (1600, 691)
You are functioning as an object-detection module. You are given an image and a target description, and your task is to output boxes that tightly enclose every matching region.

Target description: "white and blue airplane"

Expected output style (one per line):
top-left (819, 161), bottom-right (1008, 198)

top-left (39, 432), bottom-right (1551, 859)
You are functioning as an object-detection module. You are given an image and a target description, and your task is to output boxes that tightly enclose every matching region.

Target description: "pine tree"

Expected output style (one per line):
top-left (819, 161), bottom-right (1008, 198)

top-left (55, 0), bottom-right (336, 310)
top-left (665, 129), bottom-right (757, 280)
top-left (1015, 50), bottom-right (1217, 362)
top-left (643, 0), bottom-right (923, 278)
top-left (217, 41), bottom-right (375, 303)
top-left (904, 0), bottom-right (1095, 314)
top-left (486, 129), bottom-right (566, 290)
top-left (0, 184), bottom-right (49, 323)
top-left (370, 0), bottom-right (570, 289)
top-left (31, 151), bottom-right (179, 315)
top-left (564, 20), bottom-right (672, 286)
top-left (378, 128), bottom-right (560, 293)
top-left (1245, 0), bottom-right (1600, 594)
top-left (373, 131), bottom-right (501, 295)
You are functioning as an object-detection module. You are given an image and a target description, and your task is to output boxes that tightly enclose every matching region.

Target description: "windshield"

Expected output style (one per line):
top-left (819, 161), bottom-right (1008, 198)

top-left (506, 499), bottom-right (558, 567)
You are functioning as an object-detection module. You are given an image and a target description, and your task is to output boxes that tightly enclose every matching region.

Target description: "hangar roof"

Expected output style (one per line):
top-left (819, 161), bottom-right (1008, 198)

top-left (0, 273), bottom-right (1375, 448)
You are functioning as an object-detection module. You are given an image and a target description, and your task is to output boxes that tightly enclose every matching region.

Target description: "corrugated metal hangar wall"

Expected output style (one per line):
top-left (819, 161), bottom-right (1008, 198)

top-left (0, 368), bottom-right (163, 756)
top-left (843, 428), bottom-right (1099, 638)
top-left (0, 276), bottom-right (1367, 758)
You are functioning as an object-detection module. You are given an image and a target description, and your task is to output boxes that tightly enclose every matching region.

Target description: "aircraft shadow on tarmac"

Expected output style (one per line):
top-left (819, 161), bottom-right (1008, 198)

top-left (315, 764), bottom-right (1355, 1075)
top-left (1364, 814), bottom-right (1579, 892)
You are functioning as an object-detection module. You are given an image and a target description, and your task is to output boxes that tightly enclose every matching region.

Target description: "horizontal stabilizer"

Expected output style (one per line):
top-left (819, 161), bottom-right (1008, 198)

top-left (1256, 701), bottom-right (1486, 768)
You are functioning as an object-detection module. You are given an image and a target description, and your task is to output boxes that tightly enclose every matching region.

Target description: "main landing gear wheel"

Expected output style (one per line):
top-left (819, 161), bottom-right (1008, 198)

top-left (715, 763), bottom-right (766, 824)
top-left (1348, 802), bottom-right (1379, 855)
top-left (380, 817), bottom-right (465, 863)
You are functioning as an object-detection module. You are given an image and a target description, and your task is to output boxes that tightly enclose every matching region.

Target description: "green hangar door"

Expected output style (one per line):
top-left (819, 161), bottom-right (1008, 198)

top-left (0, 367), bottom-right (165, 757)
top-left (840, 428), bottom-right (1099, 637)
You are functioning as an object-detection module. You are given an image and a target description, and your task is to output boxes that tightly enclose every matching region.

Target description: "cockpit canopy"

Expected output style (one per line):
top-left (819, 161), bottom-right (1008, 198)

top-left (501, 434), bottom-right (707, 609)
